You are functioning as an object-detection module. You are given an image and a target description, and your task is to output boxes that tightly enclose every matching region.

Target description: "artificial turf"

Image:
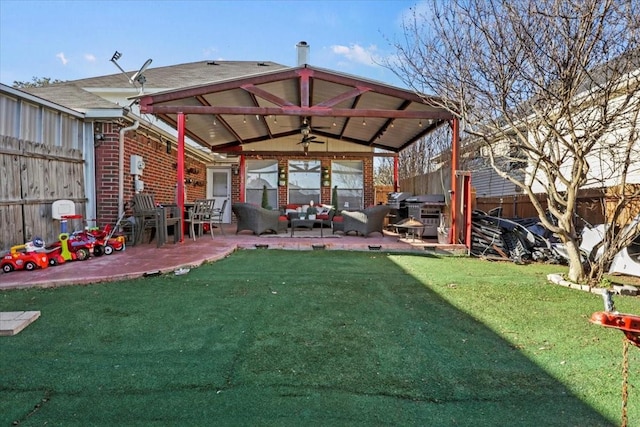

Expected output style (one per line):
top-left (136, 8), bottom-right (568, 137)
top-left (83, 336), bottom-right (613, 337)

top-left (1, 250), bottom-right (638, 426)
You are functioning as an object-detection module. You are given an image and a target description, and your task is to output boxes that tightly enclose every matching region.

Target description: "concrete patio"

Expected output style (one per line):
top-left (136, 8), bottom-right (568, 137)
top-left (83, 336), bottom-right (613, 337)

top-left (0, 224), bottom-right (466, 290)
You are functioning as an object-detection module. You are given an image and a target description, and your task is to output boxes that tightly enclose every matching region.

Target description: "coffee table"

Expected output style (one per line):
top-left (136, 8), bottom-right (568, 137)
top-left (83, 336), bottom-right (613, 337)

top-left (291, 218), bottom-right (324, 237)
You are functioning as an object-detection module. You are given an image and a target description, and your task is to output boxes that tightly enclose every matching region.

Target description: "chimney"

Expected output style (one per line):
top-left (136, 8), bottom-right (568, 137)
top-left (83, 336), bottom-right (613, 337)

top-left (296, 41), bottom-right (309, 66)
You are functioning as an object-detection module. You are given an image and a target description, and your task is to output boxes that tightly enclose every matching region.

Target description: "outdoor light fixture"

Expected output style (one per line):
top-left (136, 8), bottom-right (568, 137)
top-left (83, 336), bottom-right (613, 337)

top-left (278, 166), bottom-right (287, 187)
top-left (322, 166), bottom-right (330, 187)
top-left (232, 164), bottom-right (240, 175)
top-left (93, 122), bottom-right (104, 144)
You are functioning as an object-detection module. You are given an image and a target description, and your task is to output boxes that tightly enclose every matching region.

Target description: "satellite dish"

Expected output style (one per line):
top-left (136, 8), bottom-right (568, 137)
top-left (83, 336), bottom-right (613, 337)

top-left (131, 58), bottom-right (152, 85)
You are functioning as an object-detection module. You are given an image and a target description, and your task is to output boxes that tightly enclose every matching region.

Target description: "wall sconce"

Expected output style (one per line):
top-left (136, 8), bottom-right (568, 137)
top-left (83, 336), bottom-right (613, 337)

top-left (232, 164), bottom-right (240, 175)
top-left (322, 166), bottom-right (330, 187)
top-left (93, 122), bottom-right (104, 144)
top-left (278, 166), bottom-right (287, 187)
top-left (166, 139), bottom-right (171, 154)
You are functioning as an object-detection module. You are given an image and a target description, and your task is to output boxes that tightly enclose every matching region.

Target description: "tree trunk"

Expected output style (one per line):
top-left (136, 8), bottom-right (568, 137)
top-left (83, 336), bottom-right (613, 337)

top-left (564, 239), bottom-right (585, 283)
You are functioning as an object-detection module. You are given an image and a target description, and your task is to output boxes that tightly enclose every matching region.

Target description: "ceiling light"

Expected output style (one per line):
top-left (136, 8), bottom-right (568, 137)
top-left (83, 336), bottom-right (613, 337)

top-left (418, 120), bottom-right (423, 128)
top-left (362, 118), bottom-right (366, 126)
top-left (243, 116), bottom-right (246, 124)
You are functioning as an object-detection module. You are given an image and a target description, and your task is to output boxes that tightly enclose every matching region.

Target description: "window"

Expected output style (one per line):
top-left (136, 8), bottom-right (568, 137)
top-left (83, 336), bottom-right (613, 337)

top-left (245, 160), bottom-right (278, 209)
top-left (331, 160), bottom-right (363, 210)
top-left (288, 160), bottom-right (320, 205)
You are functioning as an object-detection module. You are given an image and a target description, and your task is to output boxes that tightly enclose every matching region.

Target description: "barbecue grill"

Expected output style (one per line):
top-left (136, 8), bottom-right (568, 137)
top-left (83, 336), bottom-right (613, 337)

top-left (386, 192), bottom-right (412, 224)
top-left (404, 194), bottom-right (446, 237)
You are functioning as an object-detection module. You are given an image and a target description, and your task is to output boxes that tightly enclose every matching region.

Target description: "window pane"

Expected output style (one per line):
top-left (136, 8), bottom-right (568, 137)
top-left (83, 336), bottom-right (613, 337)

top-left (331, 160), bottom-right (363, 209)
top-left (246, 160), bottom-right (278, 208)
top-left (288, 160), bottom-right (320, 205)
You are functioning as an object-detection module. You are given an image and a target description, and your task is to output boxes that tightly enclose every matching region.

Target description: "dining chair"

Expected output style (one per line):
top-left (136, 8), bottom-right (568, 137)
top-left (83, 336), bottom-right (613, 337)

top-left (132, 193), bottom-right (159, 245)
top-left (212, 199), bottom-right (227, 235)
top-left (185, 200), bottom-right (215, 240)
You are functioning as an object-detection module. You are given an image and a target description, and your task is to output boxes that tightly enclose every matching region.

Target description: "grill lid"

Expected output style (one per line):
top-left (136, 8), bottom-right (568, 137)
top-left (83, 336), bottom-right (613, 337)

top-left (387, 192), bottom-right (412, 202)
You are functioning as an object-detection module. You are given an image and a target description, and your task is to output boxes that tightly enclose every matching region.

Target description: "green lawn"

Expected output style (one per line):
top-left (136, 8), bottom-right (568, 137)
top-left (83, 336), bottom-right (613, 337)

top-left (1, 250), bottom-right (638, 426)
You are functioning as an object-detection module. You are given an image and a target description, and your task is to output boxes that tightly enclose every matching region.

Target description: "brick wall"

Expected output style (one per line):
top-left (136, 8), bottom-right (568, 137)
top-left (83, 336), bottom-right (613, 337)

top-left (94, 122), bottom-right (207, 228)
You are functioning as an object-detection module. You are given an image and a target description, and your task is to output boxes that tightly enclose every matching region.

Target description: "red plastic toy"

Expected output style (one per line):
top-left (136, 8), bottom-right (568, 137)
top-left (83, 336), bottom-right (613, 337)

top-left (1, 238), bottom-right (49, 273)
top-left (590, 310), bottom-right (640, 347)
top-left (590, 290), bottom-right (640, 347)
top-left (45, 232), bottom-right (93, 266)
top-left (85, 224), bottom-right (125, 256)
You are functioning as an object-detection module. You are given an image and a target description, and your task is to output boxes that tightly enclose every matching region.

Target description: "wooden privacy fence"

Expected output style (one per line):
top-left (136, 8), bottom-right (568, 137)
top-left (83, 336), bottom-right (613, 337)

top-left (0, 136), bottom-right (86, 252)
top-left (398, 170), bottom-right (639, 227)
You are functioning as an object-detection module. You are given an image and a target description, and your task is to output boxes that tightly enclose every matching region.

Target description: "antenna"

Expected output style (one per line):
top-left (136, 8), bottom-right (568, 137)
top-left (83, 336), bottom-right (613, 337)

top-left (110, 51), bottom-right (152, 93)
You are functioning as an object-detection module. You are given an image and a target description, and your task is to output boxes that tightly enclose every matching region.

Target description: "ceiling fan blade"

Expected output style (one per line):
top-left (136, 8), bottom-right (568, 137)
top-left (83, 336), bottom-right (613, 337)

top-left (299, 135), bottom-right (316, 144)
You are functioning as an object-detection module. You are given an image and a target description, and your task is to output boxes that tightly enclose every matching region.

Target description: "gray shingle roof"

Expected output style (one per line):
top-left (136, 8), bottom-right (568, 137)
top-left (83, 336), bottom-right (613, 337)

top-left (24, 60), bottom-right (289, 112)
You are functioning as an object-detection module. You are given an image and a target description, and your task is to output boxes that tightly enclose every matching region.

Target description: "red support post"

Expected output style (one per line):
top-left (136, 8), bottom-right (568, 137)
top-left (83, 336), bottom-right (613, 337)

top-left (177, 113), bottom-right (186, 243)
top-left (239, 154), bottom-right (246, 202)
top-left (450, 118), bottom-right (460, 244)
top-left (393, 155), bottom-right (399, 192)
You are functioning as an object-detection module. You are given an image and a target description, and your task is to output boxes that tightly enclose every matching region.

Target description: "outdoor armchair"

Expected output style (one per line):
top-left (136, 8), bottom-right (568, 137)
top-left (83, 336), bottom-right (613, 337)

top-left (232, 203), bottom-right (288, 235)
top-left (337, 205), bottom-right (391, 237)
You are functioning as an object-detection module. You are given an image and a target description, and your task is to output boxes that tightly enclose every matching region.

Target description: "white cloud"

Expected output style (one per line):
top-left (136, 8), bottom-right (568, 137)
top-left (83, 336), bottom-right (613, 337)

top-left (331, 44), bottom-right (380, 67)
top-left (84, 54), bottom-right (97, 63)
top-left (56, 52), bottom-right (68, 65)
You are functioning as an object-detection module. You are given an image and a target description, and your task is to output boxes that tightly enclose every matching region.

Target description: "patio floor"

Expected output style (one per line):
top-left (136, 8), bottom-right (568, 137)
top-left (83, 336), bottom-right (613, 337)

top-left (0, 224), bottom-right (466, 290)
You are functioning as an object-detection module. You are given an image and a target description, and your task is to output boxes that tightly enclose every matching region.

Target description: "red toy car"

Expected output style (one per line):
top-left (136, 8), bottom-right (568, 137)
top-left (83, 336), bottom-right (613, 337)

top-left (86, 224), bottom-right (125, 256)
top-left (1, 238), bottom-right (49, 273)
top-left (45, 232), bottom-right (93, 266)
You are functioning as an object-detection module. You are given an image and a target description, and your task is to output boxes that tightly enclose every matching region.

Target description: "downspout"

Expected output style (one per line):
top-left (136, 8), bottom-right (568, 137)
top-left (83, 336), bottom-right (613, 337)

top-left (119, 120), bottom-right (139, 218)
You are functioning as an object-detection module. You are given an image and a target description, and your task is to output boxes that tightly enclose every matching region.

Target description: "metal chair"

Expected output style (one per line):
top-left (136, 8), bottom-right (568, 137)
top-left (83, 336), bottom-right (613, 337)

top-left (211, 199), bottom-right (227, 235)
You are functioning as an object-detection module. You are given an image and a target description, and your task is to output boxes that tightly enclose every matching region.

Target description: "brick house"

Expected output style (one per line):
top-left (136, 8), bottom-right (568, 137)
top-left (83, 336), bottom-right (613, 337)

top-left (6, 45), bottom-right (465, 245)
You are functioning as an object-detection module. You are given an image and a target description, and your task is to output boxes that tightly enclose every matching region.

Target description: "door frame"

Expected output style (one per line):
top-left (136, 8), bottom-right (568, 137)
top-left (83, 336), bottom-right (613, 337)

top-left (206, 167), bottom-right (232, 223)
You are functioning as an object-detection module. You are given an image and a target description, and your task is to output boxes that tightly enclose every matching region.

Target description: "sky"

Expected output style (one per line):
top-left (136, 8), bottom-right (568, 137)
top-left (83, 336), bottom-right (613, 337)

top-left (0, 0), bottom-right (426, 89)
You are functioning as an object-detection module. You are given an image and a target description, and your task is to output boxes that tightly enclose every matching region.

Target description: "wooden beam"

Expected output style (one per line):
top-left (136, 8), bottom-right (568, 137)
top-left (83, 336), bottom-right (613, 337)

top-left (144, 105), bottom-right (454, 120)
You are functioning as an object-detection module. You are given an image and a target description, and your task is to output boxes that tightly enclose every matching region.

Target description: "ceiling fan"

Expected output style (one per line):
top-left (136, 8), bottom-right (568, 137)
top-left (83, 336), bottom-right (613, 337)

top-left (297, 118), bottom-right (326, 154)
top-left (298, 134), bottom-right (325, 155)
top-left (299, 117), bottom-right (330, 136)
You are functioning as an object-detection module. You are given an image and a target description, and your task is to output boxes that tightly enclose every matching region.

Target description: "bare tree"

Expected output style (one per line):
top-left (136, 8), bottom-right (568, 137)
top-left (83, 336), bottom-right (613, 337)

top-left (13, 77), bottom-right (65, 88)
top-left (389, 0), bottom-right (640, 283)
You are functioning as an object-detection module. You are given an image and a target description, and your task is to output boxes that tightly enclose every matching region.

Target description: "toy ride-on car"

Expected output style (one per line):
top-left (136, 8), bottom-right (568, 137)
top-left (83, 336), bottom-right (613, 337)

top-left (45, 232), bottom-right (94, 266)
top-left (1, 238), bottom-right (49, 273)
